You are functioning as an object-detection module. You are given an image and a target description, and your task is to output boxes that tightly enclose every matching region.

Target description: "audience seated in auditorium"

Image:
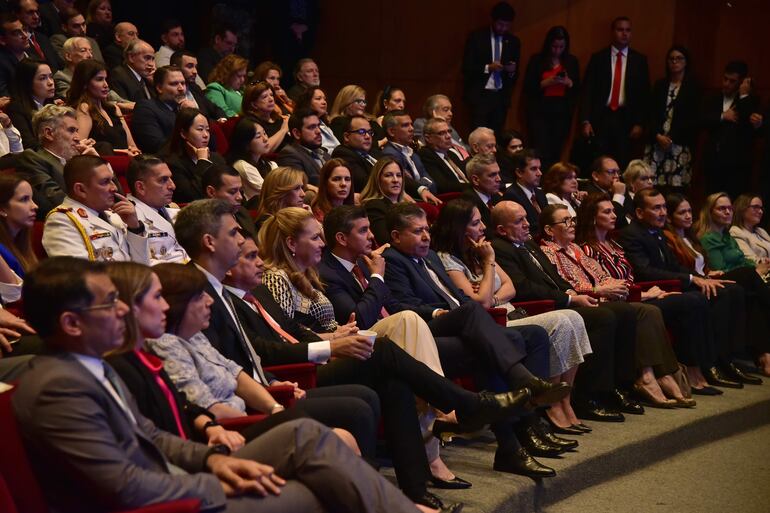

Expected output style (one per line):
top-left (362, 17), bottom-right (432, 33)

top-left (241, 80), bottom-right (289, 153)
top-left (13, 0), bottom-right (62, 71)
top-left (496, 129), bottom-right (524, 185)
top-left (253, 60), bottom-right (295, 116)
top-left (227, 116), bottom-right (276, 203)
top-left (467, 126), bottom-right (498, 158)
top-left (417, 117), bottom-right (469, 195)
top-left (0, 14), bottom-right (33, 97)
top-left (585, 155), bottom-right (628, 228)
top-left (109, 38), bottom-right (155, 102)
top-left (49, 7), bottom-right (103, 64)
top-left (295, 85), bottom-right (340, 154)
top-left (328, 84), bottom-right (386, 145)
top-left (0, 98), bottom-right (23, 158)
top-left (459, 153), bottom-right (502, 233)
top-left (42, 154), bottom-right (150, 263)
top-left (730, 194), bottom-right (770, 266)
top-left (499, 149), bottom-right (547, 235)
top-left (286, 57), bottom-right (319, 102)
top-left (66, 59), bottom-right (139, 156)
top-left (7, 57), bottom-right (55, 149)
top-left (124, 155), bottom-right (188, 265)
top-left (169, 49), bottom-right (225, 119)
top-left (331, 115), bottom-right (380, 192)
top-left (276, 108), bottom-right (329, 186)
top-left (196, 22), bottom-right (237, 84)
top-left (543, 162), bottom-right (585, 218)
top-left (37, 0), bottom-right (66, 37)
top-left (162, 107), bottom-right (225, 203)
top-left (619, 159), bottom-right (654, 222)
top-left (204, 54), bottom-right (247, 117)
top-left (101, 21), bottom-right (137, 69)
top-left (154, 19), bottom-right (186, 69)
top-left (413, 94), bottom-right (469, 155)
top-left (253, 166), bottom-right (307, 229)
top-left (0, 174), bottom-right (38, 302)
top-left (310, 158), bottom-right (353, 222)
top-left (359, 157), bottom-right (407, 244)
top-left (84, 0), bottom-right (113, 49)
top-left (201, 164), bottom-right (257, 238)
top-left (372, 85), bottom-right (405, 128)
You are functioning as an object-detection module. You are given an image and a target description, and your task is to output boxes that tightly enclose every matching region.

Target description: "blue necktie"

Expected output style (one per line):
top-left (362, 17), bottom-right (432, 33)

top-left (493, 35), bottom-right (503, 89)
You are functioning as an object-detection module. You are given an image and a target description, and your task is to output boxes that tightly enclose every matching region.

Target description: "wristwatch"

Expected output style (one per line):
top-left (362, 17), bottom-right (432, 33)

top-left (205, 443), bottom-right (231, 463)
top-left (202, 420), bottom-right (220, 432)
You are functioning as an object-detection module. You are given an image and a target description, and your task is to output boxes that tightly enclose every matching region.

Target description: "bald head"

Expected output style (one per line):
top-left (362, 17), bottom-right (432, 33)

top-left (114, 22), bottom-right (138, 47)
top-left (491, 200), bottom-right (530, 242)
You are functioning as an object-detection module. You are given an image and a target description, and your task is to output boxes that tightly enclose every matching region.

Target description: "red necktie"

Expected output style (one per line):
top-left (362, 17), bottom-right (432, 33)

top-left (609, 51), bottom-right (623, 111)
top-left (530, 193), bottom-right (542, 214)
top-left (351, 264), bottom-right (389, 318)
top-left (452, 143), bottom-right (469, 160)
top-left (29, 33), bottom-right (45, 60)
top-left (243, 292), bottom-right (300, 344)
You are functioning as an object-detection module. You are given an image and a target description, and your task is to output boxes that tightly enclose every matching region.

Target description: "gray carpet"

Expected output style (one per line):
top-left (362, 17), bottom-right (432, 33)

top-left (402, 381), bottom-right (770, 513)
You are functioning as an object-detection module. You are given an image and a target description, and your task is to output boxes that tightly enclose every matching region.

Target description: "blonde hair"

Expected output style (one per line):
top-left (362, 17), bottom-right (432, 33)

top-left (255, 167), bottom-right (308, 219)
top-left (695, 192), bottom-right (731, 239)
top-left (329, 84), bottom-right (368, 121)
top-left (104, 262), bottom-right (155, 355)
top-left (359, 157), bottom-right (405, 203)
top-left (257, 207), bottom-right (323, 297)
top-left (622, 159), bottom-right (653, 190)
top-left (207, 54), bottom-right (248, 88)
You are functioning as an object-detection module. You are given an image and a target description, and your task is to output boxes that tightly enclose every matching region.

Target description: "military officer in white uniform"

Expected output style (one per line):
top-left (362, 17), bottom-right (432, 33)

top-left (125, 155), bottom-right (188, 265)
top-left (42, 155), bottom-right (150, 264)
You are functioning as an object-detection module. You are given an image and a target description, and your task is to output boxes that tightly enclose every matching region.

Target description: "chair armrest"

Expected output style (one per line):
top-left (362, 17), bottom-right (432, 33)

top-left (117, 498), bottom-right (201, 513)
top-left (218, 414), bottom-right (269, 432)
top-left (487, 307), bottom-right (508, 326)
top-left (265, 384), bottom-right (296, 408)
top-left (635, 280), bottom-right (682, 293)
top-left (510, 299), bottom-right (555, 315)
top-left (265, 363), bottom-right (317, 389)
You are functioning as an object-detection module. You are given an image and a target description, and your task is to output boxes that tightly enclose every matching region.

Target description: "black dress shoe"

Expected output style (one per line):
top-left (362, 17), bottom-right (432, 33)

top-left (525, 378), bottom-right (571, 406)
top-left (459, 389), bottom-right (532, 430)
top-left (691, 385), bottom-right (723, 396)
top-left (429, 475), bottom-right (472, 489)
top-left (722, 363), bottom-right (763, 385)
top-left (493, 447), bottom-right (556, 478)
top-left (704, 367), bottom-right (743, 389)
top-left (515, 425), bottom-right (565, 458)
top-left (533, 418), bottom-right (579, 450)
top-left (610, 388), bottom-right (645, 414)
top-left (414, 491), bottom-right (448, 510)
top-left (543, 413), bottom-right (585, 435)
top-left (573, 398), bottom-right (625, 422)
top-left (572, 423), bottom-right (592, 433)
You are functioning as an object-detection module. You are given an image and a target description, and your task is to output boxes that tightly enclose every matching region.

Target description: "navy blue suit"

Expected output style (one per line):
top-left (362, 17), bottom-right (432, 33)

top-left (381, 142), bottom-right (437, 196)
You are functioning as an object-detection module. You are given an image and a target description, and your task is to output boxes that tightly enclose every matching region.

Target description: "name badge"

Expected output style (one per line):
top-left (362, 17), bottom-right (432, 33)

top-left (90, 232), bottom-right (112, 240)
top-left (148, 232), bottom-right (169, 238)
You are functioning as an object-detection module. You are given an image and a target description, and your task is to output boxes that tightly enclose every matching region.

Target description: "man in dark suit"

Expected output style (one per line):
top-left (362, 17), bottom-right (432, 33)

top-left (196, 23), bottom-right (237, 84)
top-left (381, 110), bottom-right (441, 205)
top-left (330, 115), bottom-right (379, 192)
top-left (500, 149), bottom-right (547, 235)
top-left (14, 256), bottom-right (429, 513)
top-left (174, 198), bottom-right (530, 510)
top-left (617, 189), bottom-right (750, 389)
top-left (37, 0), bottom-right (62, 37)
top-left (102, 21), bottom-right (138, 69)
top-left (701, 60), bottom-right (763, 197)
top-left (584, 155), bottom-right (629, 228)
top-left (0, 14), bottom-right (32, 96)
top-left (131, 66), bottom-right (195, 154)
top-left (580, 16), bottom-right (649, 167)
top-left (15, 104), bottom-right (100, 218)
top-left (321, 205), bottom-right (571, 477)
top-left (110, 39), bottom-right (155, 103)
top-left (461, 152), bottom-right (502, 233)
top-left (490, 200), bottom-right (638, 421)
top-left (201, 165), bottom-right (258, 239)
top-left (276, 108), bottom-right (330, 186)
top-left (417, 117), bottom-right (469, 195)
top-left (14, 0), bottom-right (61, 71)
top-left (170, 49), bottom-right (226, 120)
top-left (462, 2), bottom-right (520, 135)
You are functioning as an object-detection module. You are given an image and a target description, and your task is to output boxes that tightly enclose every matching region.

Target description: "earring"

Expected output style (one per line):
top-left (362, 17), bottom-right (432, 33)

top-left (291, 251), bottom-right (296, 257)
top-left (0, 211), bottom-right (6, 217)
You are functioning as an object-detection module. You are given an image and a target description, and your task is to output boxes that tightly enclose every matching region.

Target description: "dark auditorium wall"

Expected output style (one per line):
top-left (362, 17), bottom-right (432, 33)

top-left (312, 0), bottom-right (769, 139)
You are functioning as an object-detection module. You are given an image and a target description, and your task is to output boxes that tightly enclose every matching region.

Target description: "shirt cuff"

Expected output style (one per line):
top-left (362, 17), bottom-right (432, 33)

top-left (417, 185), bottom-right (427, 194)
top-left (369, 273), bottom-right (384, 282)
top-left (307, 341), bottom-right (331, 363)
top-left (484, 64), bottom-right (490, 73)
top-left (612, 194), bottom-right (625, 205)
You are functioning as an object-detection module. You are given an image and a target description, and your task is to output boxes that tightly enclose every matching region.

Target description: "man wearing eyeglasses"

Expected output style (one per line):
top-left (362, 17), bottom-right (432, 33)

top-left (331, 115), bottom-right (380, 192)
top-left (417, 117), bottom-right (469, 195)
top-left (0, 14), bottom-right (32, 96)
top-left (499, 148), bottom-right (547, 235)
top-left (12, 0), bottom-right (62, 72)
top-left (585, 155), bottom-right (629, 228)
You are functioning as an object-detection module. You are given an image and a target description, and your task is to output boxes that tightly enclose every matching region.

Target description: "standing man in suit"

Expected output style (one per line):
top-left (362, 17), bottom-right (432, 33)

top-left (417, 118), bottom-right (470, 195)
top-left (15, 104), bottom-right (99, 218)
top-left (580, 16), bottom-right (649, 167)
top-left (500, 149), bottom-right (547, 235)
top-left (110, 39), bottom-right (156, 103)
top-left (461, 153), bottom-right (502, 233)
top-left (381, 110), bottom-right (441, 205)
top-left (276, 108), bottom-right (329, 187)
top-left (170, 50), bottom-right (226, 120)
top-left (462, 2), bottom-right (520, 135)
top-left (125, 155), bottom-right (188, 265)
top-left (584, 155), bottom-right (629, 228)
top-left (701, 60), bottom-right (763, 197)
top-left (131, 65), bottom-right (195, 154)
top-left (14, 256), bottom-right (434, 513)
top-left (330, 115), bottom-right (379, 192)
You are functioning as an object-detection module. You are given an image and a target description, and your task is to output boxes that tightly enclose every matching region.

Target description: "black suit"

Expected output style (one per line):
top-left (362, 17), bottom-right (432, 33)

top-left (38, 3), bottom-right (61, 37)
top-left (416, 147), bottom-right (469, 194)
top-left (196, 47), bottom-right (223, 85)
top-left (462, 27), bottom-right (520, 133)
top-left (499, 183), bottom-right (548, 235)
top-left (165, 152), bottom-right (226, 204)
top-left (234, 207), bottom-right (258, 239)
top-left (580, 46), bottom-right (650, 166)
top-left (700, 91), bottom-right (760, 197)
top-left (330, 144), bottom-right (375, 191)
top-left (110, 64), bottom-right (153, 102)
top-left (276, 142), bottom-right (329, 186)
top-left (0, 48), bottom-right (20, 97)
top-left (131, 98), bottom-right (178, 154)
top-left (102, 43), bottom-right (124, 70)
top-left (491, 236), bottom-right (631, 395)
top-left (202, 278), bottom-right (485, 501)
top-left (361, 197), bottom-right (396, 245)
top-left (29, 31), bottom-right (62, 71)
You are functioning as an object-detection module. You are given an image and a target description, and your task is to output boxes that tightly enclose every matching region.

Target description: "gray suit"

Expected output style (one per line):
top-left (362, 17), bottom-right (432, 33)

top-left (12, 351), bottom-right (420, 513)
top-left (275, 142), bottom-right (329, 186)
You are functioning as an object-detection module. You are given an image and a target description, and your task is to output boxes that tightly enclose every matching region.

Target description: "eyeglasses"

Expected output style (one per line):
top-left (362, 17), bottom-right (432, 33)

top-left (603, 168), bottom-right (619, 176)
top-left (346, 128), bottom-right (375, 137)
top-left (427, 129), bottom-right (451, 137)
top-left (748, 204), bottom-right (765, 211)
top-left (350, 98), bottom-right (367, 105)
top-left (548, 217), bottom-right (576, 227)
top-left (74, 291), bottom-right (121, 312)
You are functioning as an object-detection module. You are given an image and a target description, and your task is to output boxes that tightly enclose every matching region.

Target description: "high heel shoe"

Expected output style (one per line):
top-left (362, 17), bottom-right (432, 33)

top-left (432, 420), bottom-right (482, 445)
top-left (543, 412), bottom-right (584, 435)
top-left (429, 475), bottom-right (472, 490)
top-left (672, 397), bottom-right (696, 408)
top-left (571, 423), bottom-right (592, 433)
top-left (632, 383), bottom-right (676, 409)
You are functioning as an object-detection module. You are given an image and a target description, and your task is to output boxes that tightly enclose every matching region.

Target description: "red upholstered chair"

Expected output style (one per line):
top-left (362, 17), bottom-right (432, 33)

top-left (103, 155), bottom-right (132, 193)
top-left (266, 362), bottom-right (318, 390)
top-left (415, 201), bottom-right (440, 224)
top-left (437, 192), bottom-right (461, 203)
top-left (219, 116), bottom-right (241, 140)
top-left (0, 386), bottom-right (201, 513)
top-left (210, 121), bottom-right (229, 156)
top-left (31, 220), bottom-right (46, 260)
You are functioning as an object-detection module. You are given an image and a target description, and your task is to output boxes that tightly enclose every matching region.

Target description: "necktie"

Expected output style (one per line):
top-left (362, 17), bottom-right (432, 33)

top-left (158, 207), bottom-right (171, 222)
top-left (492, 35), bottom-right (503, 89)
top-left (418, 259), bottom-right (459, 310)
top-left (99, 211), bottom-right (113, 225)
top-left (102, 362), bottom-right (137, 424)
top-left (242, 292), bottom-right (300, 344)
top-left (29, 33), bottom-right (45, 60)
top-left (529, 193), bottom-right (542, 214)
top-left (519, 244), bottom-right (561, 289)
top-left (224, 292), bottom-right (270, 383)
top-left (444, 154), bottom-right (468, 183)
top-left (363, 153), bottom-right (378, 166)
top-left (451, 144), bottom-right (470, 161)
top-left (351, 264), bottom-right (389, 318)
top-left (609, 50), bottom-right (623, 111)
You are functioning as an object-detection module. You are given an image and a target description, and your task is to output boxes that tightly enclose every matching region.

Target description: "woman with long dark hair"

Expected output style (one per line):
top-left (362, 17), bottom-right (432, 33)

top-left (226, 117), bottom-right (277, 202)
top-left (523, 26), bottom-right (580, 167)
top-left (310, 158), bottom-right (354, 222)
top-left (7, 58), bottom-right (55, 149)
top-left (0, 175), bottom-right (38, 303)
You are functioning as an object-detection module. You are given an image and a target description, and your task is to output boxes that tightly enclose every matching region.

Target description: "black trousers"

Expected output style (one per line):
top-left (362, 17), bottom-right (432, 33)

top-left (648, 290), bottom-right (713, 367)
top-left (529, 100), bottom-right (571, 169)
top-left (316, 338), bottom-right (481, 500)
top-left (469, 90), bottom-right (509, 136)
top-left (723, 267), bottom-right (770, 355)
top-left (594, 106), bottom-right (635, 168)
